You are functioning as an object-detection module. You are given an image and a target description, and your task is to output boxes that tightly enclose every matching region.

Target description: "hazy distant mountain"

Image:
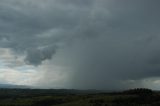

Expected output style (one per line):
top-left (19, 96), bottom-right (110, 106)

top-left (0, 84), bottom-right (29, 89)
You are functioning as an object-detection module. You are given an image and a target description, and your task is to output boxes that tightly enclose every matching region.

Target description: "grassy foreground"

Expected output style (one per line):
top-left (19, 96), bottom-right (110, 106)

top-left (0, 88), bottom-right (159, 106)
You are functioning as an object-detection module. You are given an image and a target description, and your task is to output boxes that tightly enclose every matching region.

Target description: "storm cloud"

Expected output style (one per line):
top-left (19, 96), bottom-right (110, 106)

top-left (0, 0), bottom-right (160, 90)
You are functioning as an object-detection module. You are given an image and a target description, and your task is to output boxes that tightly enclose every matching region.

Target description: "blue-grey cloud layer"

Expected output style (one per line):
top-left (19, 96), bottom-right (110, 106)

top-left (0, 0), bottom-right (160, 89)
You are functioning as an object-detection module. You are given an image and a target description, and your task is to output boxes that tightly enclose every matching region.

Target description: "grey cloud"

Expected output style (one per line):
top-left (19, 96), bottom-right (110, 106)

top-left (25, 46), bottom-right (57, 66)
top-left (1, 0), bottom-right (160, 89)
top-left (0, 0), bottom-right (87, 65)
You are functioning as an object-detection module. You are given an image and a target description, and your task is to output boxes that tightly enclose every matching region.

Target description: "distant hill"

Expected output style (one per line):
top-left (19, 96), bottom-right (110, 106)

top-left (0, 84), bottom-right (29, 89)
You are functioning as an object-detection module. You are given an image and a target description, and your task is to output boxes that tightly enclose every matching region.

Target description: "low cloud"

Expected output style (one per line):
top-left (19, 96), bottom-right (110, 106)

top-left (0, 0), bottom-right (160, 89)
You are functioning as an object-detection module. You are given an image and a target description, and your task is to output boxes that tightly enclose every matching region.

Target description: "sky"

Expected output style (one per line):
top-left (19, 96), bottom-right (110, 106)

top-left (0, 0), bottom-right (160, 90)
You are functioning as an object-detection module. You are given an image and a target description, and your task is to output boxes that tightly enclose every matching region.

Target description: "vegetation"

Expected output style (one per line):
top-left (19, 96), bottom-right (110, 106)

top-left (0, 88), bottom-right (159, 106)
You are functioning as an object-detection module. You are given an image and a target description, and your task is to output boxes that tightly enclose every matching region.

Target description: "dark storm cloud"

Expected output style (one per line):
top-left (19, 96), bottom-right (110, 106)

top-left (1, 0), bottom-right (160, 89)
top-left (25, 45), bottom-right (57, 66)
top-left (0, 0), bottom-right (89, 65)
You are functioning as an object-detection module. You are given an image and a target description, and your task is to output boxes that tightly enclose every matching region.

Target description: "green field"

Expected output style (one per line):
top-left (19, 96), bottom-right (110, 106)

top-left (0, 88), bottom-right (159, 106)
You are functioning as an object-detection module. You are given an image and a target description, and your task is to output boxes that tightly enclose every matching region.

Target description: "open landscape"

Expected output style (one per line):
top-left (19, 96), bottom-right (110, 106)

top-left (0, 88), bottom-right (159, 106)
top-left (0, 0), bottom-right (160, 106)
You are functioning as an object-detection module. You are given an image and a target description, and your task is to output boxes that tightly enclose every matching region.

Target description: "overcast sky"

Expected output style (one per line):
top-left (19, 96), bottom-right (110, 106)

top-left (0, 0), bottom-right (160, 90)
